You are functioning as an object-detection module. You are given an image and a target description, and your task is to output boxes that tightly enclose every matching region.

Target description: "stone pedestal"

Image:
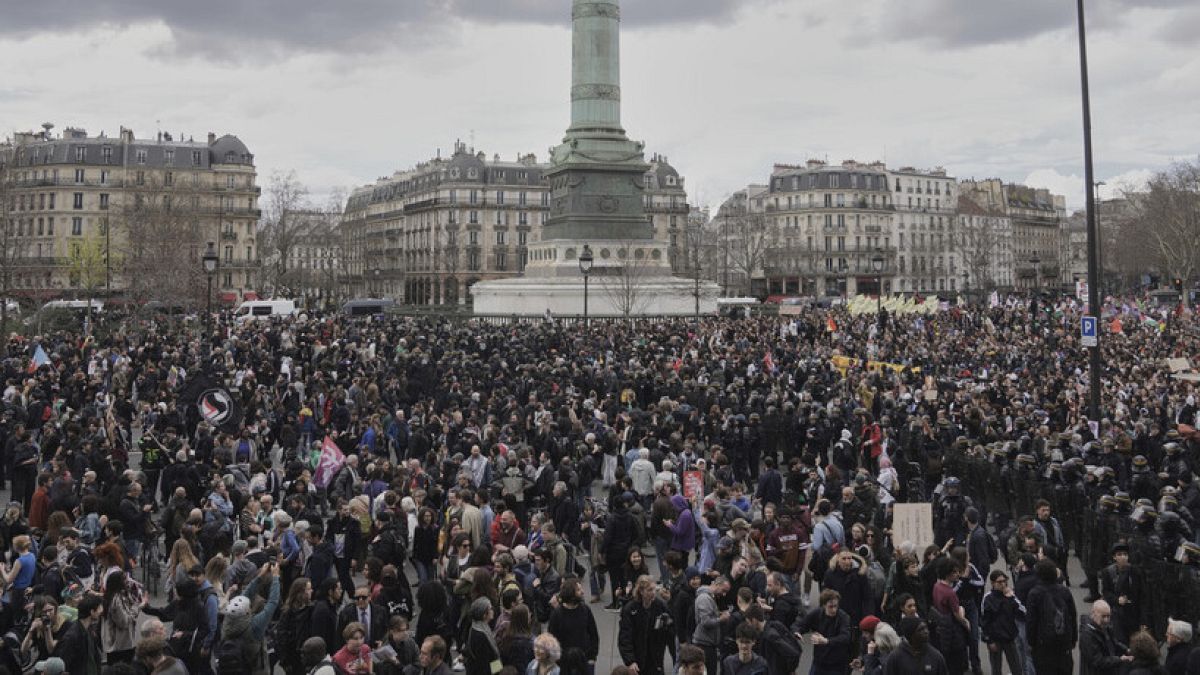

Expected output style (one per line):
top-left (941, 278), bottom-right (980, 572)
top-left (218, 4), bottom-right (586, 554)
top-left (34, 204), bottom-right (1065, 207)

top-left (471, 274), bottom-right (719, 316)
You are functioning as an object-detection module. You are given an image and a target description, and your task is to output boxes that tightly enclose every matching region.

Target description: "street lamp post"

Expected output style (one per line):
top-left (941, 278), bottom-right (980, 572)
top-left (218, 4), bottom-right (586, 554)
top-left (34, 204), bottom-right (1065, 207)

top-left (961, 270), bottom-right (970, 304)
top-left (694, 259), bottom-right (701, 322)
top-left (579, 244), bottom-right (593, 324)
top-left (373, 267), bottom-right (380, 298)
top-left (870, 250), bottom-right (885, 331)
top-left (202, 242), bottom-right (219, 352)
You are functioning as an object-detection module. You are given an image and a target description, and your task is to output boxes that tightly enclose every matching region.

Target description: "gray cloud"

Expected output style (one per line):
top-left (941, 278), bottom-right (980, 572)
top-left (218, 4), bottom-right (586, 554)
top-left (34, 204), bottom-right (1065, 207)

top-left (0, 0), bottom-right (773, 60)
top-left (874, 0), bottom-right (1196, 48)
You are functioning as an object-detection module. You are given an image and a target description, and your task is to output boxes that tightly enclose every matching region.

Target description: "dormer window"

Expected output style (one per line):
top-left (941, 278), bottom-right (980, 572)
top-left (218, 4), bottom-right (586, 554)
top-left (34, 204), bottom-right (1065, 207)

top-left (451, 168), bottom-right (460, 178)
top-left (468, 168), bottom-right (478, 179)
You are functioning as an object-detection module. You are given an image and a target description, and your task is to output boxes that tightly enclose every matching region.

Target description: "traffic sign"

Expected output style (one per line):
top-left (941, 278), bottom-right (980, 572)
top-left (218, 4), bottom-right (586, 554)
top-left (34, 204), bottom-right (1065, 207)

top-left (1081, 315), bottom-right (1098, 347)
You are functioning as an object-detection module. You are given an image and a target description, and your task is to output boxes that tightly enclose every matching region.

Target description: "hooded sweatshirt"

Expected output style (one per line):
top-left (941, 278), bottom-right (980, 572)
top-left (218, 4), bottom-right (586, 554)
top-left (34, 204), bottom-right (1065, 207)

top-left (219, 575), bottom-right (281, 675)
top-left (668, 495), bottom-right (696, 552)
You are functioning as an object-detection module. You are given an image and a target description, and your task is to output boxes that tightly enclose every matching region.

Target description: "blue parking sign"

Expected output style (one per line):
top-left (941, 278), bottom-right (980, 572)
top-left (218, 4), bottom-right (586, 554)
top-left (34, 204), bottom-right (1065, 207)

top-left (1081, 316), bottom-right (1098, 347)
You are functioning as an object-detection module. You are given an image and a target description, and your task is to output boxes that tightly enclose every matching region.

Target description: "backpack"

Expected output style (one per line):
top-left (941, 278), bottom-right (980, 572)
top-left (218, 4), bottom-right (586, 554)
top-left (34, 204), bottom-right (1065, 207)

top-left (563, 541), bottom-right (586, 578)
top-left (369, 527), bottom-right (407, 565)
top-left (807, 519), bottom-right (839, 583)
top-left (1036, 587), bottom-right (1071, 646)
top-left (766, 621), bottom-right (802, 675)
top-left (214, 636), bottom-right (252, 675)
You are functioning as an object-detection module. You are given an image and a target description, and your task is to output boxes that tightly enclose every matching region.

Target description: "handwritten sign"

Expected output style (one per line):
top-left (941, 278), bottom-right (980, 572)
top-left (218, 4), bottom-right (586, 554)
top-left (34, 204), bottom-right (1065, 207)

top-left (683, 470), bottom-right (704, 500)
top-left (892, 503), bottom-right (934, 552)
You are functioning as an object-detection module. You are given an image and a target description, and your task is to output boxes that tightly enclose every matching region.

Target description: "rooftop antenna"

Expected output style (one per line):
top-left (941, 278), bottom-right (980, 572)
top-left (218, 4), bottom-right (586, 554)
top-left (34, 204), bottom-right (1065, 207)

top-left (470, 129), bottom-right (475, 153)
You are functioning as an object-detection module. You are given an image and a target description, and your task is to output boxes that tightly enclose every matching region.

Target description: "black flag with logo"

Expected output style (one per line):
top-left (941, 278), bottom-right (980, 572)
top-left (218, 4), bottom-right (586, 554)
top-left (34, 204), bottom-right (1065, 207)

top-left (178, 374), bottom-right (243, 434)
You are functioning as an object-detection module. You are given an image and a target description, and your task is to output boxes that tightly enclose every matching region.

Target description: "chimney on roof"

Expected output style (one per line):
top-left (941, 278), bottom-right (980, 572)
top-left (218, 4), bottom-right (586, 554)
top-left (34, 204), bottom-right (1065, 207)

top-left (208, 132), bottom-right (216, 144)
top-left (806, 159), bottom-right (825, 168)
top-left (119, 127), bottom-right (133, 143)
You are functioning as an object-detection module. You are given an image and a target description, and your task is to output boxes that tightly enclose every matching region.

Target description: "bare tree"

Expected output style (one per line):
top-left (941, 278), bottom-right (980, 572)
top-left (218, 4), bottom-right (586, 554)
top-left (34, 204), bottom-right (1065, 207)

top-left (600, 243), bottom-right (657, 317)
top-left (1127, 159), bottom-right (1200, 305)
top-left (958, 216), bottom-right (1003, 292)
top-left (112, 176), bottom-right (208, 306)
top-left (0, 161), bottom-right (27, 334)
top-left (726, 207), bottom-right (779, 296)
top-left (259, 169), bottom-right (310, 293)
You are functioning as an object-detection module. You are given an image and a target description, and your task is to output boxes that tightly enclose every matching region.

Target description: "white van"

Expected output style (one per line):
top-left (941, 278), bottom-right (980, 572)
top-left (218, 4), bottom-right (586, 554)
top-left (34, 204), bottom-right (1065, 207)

top-left (234, 299), bottom-right (297, 322)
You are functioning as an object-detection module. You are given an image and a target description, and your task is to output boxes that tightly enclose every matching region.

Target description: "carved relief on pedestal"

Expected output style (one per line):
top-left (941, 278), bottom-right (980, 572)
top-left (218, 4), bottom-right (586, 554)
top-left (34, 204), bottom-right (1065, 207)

top-left (570, 84), bottom-right (621, 102)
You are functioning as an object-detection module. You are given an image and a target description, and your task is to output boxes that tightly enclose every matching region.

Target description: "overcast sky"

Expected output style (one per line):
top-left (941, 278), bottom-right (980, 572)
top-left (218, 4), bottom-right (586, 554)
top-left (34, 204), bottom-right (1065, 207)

top-left (2, 0), bottom-right (1196, 213)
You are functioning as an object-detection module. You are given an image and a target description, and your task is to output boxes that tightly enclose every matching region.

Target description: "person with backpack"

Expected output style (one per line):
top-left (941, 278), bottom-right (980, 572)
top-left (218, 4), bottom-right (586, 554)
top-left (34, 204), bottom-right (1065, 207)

top-left (1024, 559), bottom-right (1077, 675)
top-left (742, 604), bottom-right (802, 675)
top-left (215, 562), bottom-right (281, 675)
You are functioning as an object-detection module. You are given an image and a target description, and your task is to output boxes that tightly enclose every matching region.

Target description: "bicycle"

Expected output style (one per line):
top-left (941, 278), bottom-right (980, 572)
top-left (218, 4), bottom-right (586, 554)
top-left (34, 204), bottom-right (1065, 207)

top-left (140, 530), bottom-right (163, 593)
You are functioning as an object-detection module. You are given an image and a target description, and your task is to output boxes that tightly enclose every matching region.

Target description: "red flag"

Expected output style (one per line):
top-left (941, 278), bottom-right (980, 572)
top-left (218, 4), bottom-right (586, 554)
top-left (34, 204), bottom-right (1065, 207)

top-left (1110, 318), bottom-right (1123, 334)
top-left (764, 351), bottom-right (775, 373)
top-left (826, 317), bottom-right (838, 333)
top-left (313, 436), bottom-right (345, 489)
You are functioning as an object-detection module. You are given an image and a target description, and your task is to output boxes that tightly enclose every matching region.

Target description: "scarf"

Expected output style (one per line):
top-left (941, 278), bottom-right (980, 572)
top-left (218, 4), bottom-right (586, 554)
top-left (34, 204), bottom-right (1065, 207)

top-left (471, 620), bottom-right (499, 658)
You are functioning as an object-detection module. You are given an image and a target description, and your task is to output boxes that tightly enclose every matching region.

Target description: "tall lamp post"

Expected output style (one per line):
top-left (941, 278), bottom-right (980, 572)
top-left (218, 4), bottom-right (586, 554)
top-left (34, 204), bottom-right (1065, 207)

top-left (870, 249), bottom-right (885, 331)
top-left (579, 244), bottom-right (594, 324)
top-left (202, 241), bottom-right (218, 350)
top-left (961, 270), bottom-right (970, 304)
top-left (373, 267), bottom-right (380, 298)
top-left (693, 259), bottom-right (701, 322)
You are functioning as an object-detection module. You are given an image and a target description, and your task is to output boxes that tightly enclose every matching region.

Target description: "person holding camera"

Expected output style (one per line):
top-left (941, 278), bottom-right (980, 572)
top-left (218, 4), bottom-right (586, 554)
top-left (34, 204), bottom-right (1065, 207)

top-left (618, 576), bottom-right (674, 675)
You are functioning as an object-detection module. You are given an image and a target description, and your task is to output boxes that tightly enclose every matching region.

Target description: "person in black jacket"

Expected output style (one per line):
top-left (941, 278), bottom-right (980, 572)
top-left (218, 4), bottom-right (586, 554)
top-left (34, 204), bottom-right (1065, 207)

top-left (1079, 600), bottom-right (1130, 675)
top-left (546, 578), bottom-right (600, 673)
top-left (306, 523), bottom-right (337, 587)
top-left (337, 584), bottom-right (390, 650)
top-left (617, 576), bottom-right (674, 675)
top-left (602, 494), bottom-right (637, 610)
top-left (664, 554), bottom-right (696, 652)
top-left (1025, 559), bottom-right (1077, 675)
top-left (979, 570), bottom-right (1024, 675)
top-left (54, 594), bottom-right (103, 675)
top-left (794, 589), bottom-right (853, 675)
top-left (1165, 620), bottom-right (1194, 675)
top-left (884, 618), bottom-right (949, 675)
top-left (742, 604), bottom-right (802, 675)
top-left (310, 577), bottom-right (343, 654)
top-left (463, 598), bottom-right (501, 675)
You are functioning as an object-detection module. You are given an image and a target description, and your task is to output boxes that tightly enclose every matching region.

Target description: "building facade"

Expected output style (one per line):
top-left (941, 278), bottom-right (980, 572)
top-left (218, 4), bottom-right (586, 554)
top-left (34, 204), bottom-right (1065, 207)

top-left (339, 142), bottom-right (691, 304)
top-left (279, 208), bottom-right (342, 309)
top-left (888, 166), bottom-right (960, 295)
top-left (956, 195), bottom-right (1015, 292)
top-left (753, 160), bottom-right (896, 297)
top-left (959, 179), bottom-right (1066, 291)
top-left (0, 125), bottom-right (260, 305)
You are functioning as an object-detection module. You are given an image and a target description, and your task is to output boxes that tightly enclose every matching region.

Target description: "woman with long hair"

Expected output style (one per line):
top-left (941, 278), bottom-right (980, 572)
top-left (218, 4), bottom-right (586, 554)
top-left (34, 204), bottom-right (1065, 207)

top-left (275, 577), bottom-right (315, 675)
top-left (165, 538), bottom-right (199, 598)
top-left (413, 507), bottom-right (440, 585)
top-left (100, 570), bottom-right (141, 663)
top-left (415, 581), bottom-right (455, 651)
top-left (205, 554), bottom-right (229, 607)
top-left (93, 541), bottom-right (126, 592)
top-left (616, 548), bottom-right (650, 606)
top-left (546, 578), bottom-right (599, 675)
top-left (498, 604), bottom-right (534, 671)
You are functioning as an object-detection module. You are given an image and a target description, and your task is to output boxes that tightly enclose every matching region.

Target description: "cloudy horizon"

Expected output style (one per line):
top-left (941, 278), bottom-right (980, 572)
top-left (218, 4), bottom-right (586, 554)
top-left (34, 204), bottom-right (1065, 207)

top-left (1, 0), bottom-right (1196, 213)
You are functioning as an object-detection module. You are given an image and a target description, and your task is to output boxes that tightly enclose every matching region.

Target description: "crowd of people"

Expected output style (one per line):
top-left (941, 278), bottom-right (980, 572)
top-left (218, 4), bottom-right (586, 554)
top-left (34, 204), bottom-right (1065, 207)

top-left (0, 296), bottom-right (1198, 675)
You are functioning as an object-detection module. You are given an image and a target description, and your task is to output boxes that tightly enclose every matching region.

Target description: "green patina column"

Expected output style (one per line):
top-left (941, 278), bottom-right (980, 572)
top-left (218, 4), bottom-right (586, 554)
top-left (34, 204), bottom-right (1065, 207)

top-left (541, 0), bottom-right (653, 244)
top-left (569, 0), bottom-right (624, 135)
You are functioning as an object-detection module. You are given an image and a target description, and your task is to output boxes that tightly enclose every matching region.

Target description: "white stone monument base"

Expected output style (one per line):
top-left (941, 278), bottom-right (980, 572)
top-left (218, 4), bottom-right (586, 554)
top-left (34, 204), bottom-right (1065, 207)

top-left (471, 275), bottom-right (720, 317)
